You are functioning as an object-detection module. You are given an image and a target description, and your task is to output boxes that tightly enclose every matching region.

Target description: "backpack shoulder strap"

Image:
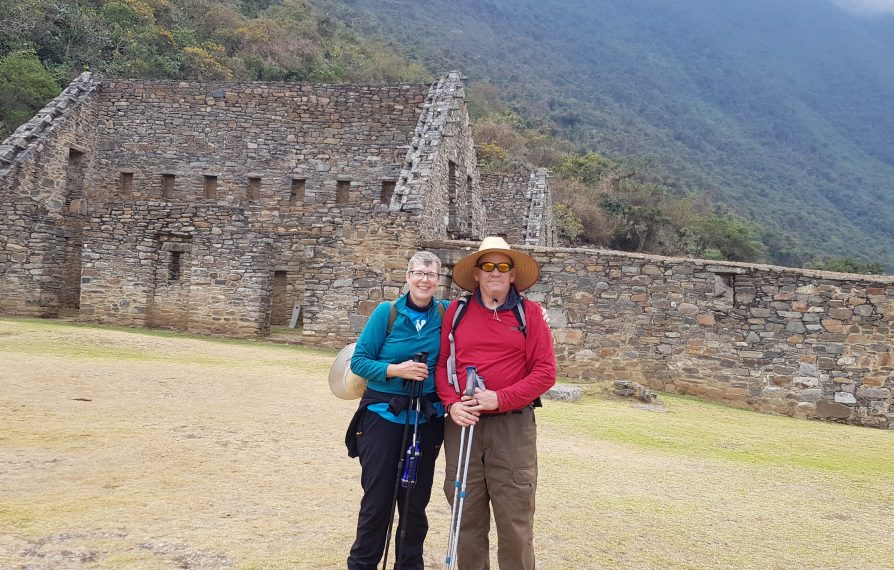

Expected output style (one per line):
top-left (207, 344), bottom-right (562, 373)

top-left (452, 294), bottom-right (471, 330)
top-left (385, 301), bottom-right (398, 336)
top-left (513, 301), bottom-right (527, 337)
top-left (446, 295), bottom-right (472, 393)
top-left (387, 298), bottom-right (444, 336)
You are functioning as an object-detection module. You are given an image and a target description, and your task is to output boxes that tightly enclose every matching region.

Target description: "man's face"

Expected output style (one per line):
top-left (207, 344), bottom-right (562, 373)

top-left (473, 252), bottom-right (515, 299)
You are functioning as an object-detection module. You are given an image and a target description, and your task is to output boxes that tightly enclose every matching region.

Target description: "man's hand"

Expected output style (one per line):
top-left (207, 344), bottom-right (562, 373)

top-left (449, 401), bottom-right (479, 427)
top-left (462, 388), bottom-right (499, 413)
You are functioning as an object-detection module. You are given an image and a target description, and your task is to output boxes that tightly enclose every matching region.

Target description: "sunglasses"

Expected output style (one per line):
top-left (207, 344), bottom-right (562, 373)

top-left (476, 261), bottom-right (513, 273)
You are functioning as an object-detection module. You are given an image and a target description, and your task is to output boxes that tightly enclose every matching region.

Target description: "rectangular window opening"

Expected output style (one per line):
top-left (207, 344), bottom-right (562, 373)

top-left (169, 251), bottom-right (182, 281)
top-left (120, 172), bottom-right (134, 197)
top-left (161, 174), bottom-right (175, 198)
top-left (247, 177), bottom-right (261, 201)
top-left (203, 175), bottom-right (218, 199)
top-left (336, 180), bottom-right (351, 204)
top-left (381, 180), bottom-right (396, 204)
top-left (290, 179), bottom-right (306, 205)
top-left (713, 273), bottom-right (736, 303)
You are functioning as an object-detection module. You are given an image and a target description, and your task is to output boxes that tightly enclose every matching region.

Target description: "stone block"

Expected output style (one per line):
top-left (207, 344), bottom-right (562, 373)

top-left (544, 385), bottom-right (582, 402)
top-left (815, 400), bottom-right (853, 419)
top-left (834, 392), bottom-right (857, 404)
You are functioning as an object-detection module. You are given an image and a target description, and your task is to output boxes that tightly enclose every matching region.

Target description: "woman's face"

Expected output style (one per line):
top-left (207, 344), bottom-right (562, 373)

top-left (406, 262), bottom-right (439, 306)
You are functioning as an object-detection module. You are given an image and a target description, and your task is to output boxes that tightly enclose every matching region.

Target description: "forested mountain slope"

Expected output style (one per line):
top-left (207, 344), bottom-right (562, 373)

top-left (327, 0), bottom-right (894, 269)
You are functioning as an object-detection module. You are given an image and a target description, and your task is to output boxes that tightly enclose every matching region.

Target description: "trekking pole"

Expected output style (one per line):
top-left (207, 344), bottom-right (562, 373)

top-left (444, 366), bottom-right (481, 570)
top-left (381, 352), bottom-right (427, 570)
top-left (443, 411), bottom-right (467, 569)
top-left (397, 352), bottom-right (427, 559)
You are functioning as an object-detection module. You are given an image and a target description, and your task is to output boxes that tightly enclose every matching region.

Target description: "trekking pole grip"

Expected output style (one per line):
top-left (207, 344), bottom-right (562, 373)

top-left (464, 366), bottom-right (477, 397)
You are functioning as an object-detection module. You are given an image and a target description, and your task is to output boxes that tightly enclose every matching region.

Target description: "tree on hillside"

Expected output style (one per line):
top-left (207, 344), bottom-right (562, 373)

top-left (805, 257), bottom-right (884, 275)
top-left (688, 214), bottom-right (767, 262)
top-left (0, 51), bottom-right (60, 139)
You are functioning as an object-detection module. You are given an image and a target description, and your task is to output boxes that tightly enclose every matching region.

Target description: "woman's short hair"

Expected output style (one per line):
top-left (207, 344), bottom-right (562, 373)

top-left (407, 251), bottom-right (442, 272)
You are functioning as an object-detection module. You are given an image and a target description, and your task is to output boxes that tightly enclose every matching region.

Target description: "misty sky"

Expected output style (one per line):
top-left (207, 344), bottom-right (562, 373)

top-left (831, 0), bottom-right (894, 14)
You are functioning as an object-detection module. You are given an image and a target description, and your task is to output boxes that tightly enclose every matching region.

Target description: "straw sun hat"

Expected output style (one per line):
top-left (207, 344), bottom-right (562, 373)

top-left (451, 236), bottom-right (541, 292)
top-left (328, 342), bottom-right (366, 399)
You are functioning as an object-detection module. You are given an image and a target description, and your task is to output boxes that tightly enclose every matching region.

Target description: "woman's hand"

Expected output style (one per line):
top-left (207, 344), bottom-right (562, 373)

top-left (386, 360), bottom-right (428, 382)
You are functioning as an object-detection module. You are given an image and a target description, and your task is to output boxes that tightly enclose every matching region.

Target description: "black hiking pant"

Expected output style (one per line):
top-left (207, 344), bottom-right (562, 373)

top-left (348, 410), bottom-right (444, 570)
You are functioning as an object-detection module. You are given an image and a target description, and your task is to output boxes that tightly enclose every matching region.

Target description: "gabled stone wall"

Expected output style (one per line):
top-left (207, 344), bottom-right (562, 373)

top-left (0, 73), bottom-right (101, 316)
top-left (394, 72), bottom-right (483, 241)
top-left (524, 168), bottom-right (554, 247)
top-left (479, 168), bottom-right (553, 247)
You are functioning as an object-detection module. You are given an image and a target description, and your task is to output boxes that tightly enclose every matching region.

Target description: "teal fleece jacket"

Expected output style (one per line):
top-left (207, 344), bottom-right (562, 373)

top-left (351, 294), bottom-right (448, 400)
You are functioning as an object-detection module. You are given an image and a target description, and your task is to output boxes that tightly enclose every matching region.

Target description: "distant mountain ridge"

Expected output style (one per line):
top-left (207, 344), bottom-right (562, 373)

top-left (326, 0), bottom-right (894, 269)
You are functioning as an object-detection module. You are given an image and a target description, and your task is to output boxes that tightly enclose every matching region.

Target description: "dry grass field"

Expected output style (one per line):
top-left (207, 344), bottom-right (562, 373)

top-left (2, 317), bottom-right (893, 569)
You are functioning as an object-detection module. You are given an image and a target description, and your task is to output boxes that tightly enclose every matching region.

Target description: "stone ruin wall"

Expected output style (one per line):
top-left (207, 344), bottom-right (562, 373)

top-left (81, 201), bottom-right (430, 340)
top-left (525, 168), bottom-right (555, 247)
top-left (81, 203), bottom-right (272, 335)
top-left (480, 168), bottom-right (553, 247)
top-left (428, 241), bottom-right (894, 429)
top-left (90, 79), bottom-right (427, 210)
top-left (4, 72), bottom-right (893, 429)
top-left (393, 73), bottom-right (483, 242)
top-left (0, 73), bottom-right (102, 316)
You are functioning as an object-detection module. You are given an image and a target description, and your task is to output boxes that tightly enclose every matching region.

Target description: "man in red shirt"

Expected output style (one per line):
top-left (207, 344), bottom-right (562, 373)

top-left (436, 236), bottom-right (556, 570)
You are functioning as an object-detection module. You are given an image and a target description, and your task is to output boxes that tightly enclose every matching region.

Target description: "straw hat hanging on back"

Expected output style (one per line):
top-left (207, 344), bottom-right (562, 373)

top-left (328, 342), bottom-right (366, 399)
top-left (451, 236), bottom-right (541, 292)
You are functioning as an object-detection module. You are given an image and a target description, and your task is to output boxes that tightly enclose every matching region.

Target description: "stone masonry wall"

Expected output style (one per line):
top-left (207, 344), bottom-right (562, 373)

top-left (89, 79), bottom-right (428, 213)
top-left (480, 171), bottom-right (529, 244)
top-left (425, 239), bottom-right (894, 429)
top-left (0, 73), bottom-right (101, 316)
top-left (81, 203), bottom-right (274, 336)
top-left (394, 72), bottom-right (484, 241)
top-left (524, 168), bottom-right (554, 247)
top-left (479, 168), bottom-right (553, 247)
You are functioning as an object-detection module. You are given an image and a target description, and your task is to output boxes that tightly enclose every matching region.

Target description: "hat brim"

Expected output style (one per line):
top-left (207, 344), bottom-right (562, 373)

top-left (328, 342), bottom-right (366, 400)
top-left (452, 247), bottom-right (540, 292)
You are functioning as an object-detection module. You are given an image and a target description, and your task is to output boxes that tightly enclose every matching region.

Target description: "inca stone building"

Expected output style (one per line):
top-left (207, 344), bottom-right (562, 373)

top-left (0, 71), bottom-right (552, 340)
top-left (2, 72), bottom-right (893, 429)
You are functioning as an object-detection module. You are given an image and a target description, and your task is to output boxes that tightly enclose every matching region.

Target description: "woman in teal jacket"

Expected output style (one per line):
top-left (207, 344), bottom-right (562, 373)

top-left (347, 251), bottom-right (448, 570)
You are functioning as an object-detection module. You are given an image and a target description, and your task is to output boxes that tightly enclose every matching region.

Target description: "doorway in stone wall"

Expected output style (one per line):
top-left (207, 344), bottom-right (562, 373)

top-left (270, 269), bottom-right (304, 330)
top-left (60, 235), bottom-right (82, 313)
top-left (61, 148), bottom-right (88, 316)
top-left (146, 235), bottom-right (192, 330)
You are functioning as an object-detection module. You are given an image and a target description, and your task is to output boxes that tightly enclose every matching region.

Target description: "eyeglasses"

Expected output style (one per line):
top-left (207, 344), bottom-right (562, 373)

top-left (476, 261), bottom-right (513, 273)
top-left (408, 270), bottom-right (439, 281)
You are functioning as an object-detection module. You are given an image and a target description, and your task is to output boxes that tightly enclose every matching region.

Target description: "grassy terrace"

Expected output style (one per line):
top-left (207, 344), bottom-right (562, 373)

top-left (1, 318), bottom-right (892, 569)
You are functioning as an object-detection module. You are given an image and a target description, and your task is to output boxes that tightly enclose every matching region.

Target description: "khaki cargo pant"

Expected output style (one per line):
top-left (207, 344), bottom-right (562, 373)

top-left (443, 406), bottom-right (537, 570)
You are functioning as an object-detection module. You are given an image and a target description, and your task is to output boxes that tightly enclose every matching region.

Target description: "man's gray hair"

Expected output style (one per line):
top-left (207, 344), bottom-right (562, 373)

top-left (407, 251), bottom-right (442, 272)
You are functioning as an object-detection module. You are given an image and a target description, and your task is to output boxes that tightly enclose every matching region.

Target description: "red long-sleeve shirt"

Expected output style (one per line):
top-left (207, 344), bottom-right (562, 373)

top-left (435, 297), bottom-right (556, 412)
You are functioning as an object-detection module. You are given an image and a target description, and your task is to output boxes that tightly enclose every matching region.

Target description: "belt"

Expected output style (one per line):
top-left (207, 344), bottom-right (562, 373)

top-left (481, 405), bottom-right (532, 418)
